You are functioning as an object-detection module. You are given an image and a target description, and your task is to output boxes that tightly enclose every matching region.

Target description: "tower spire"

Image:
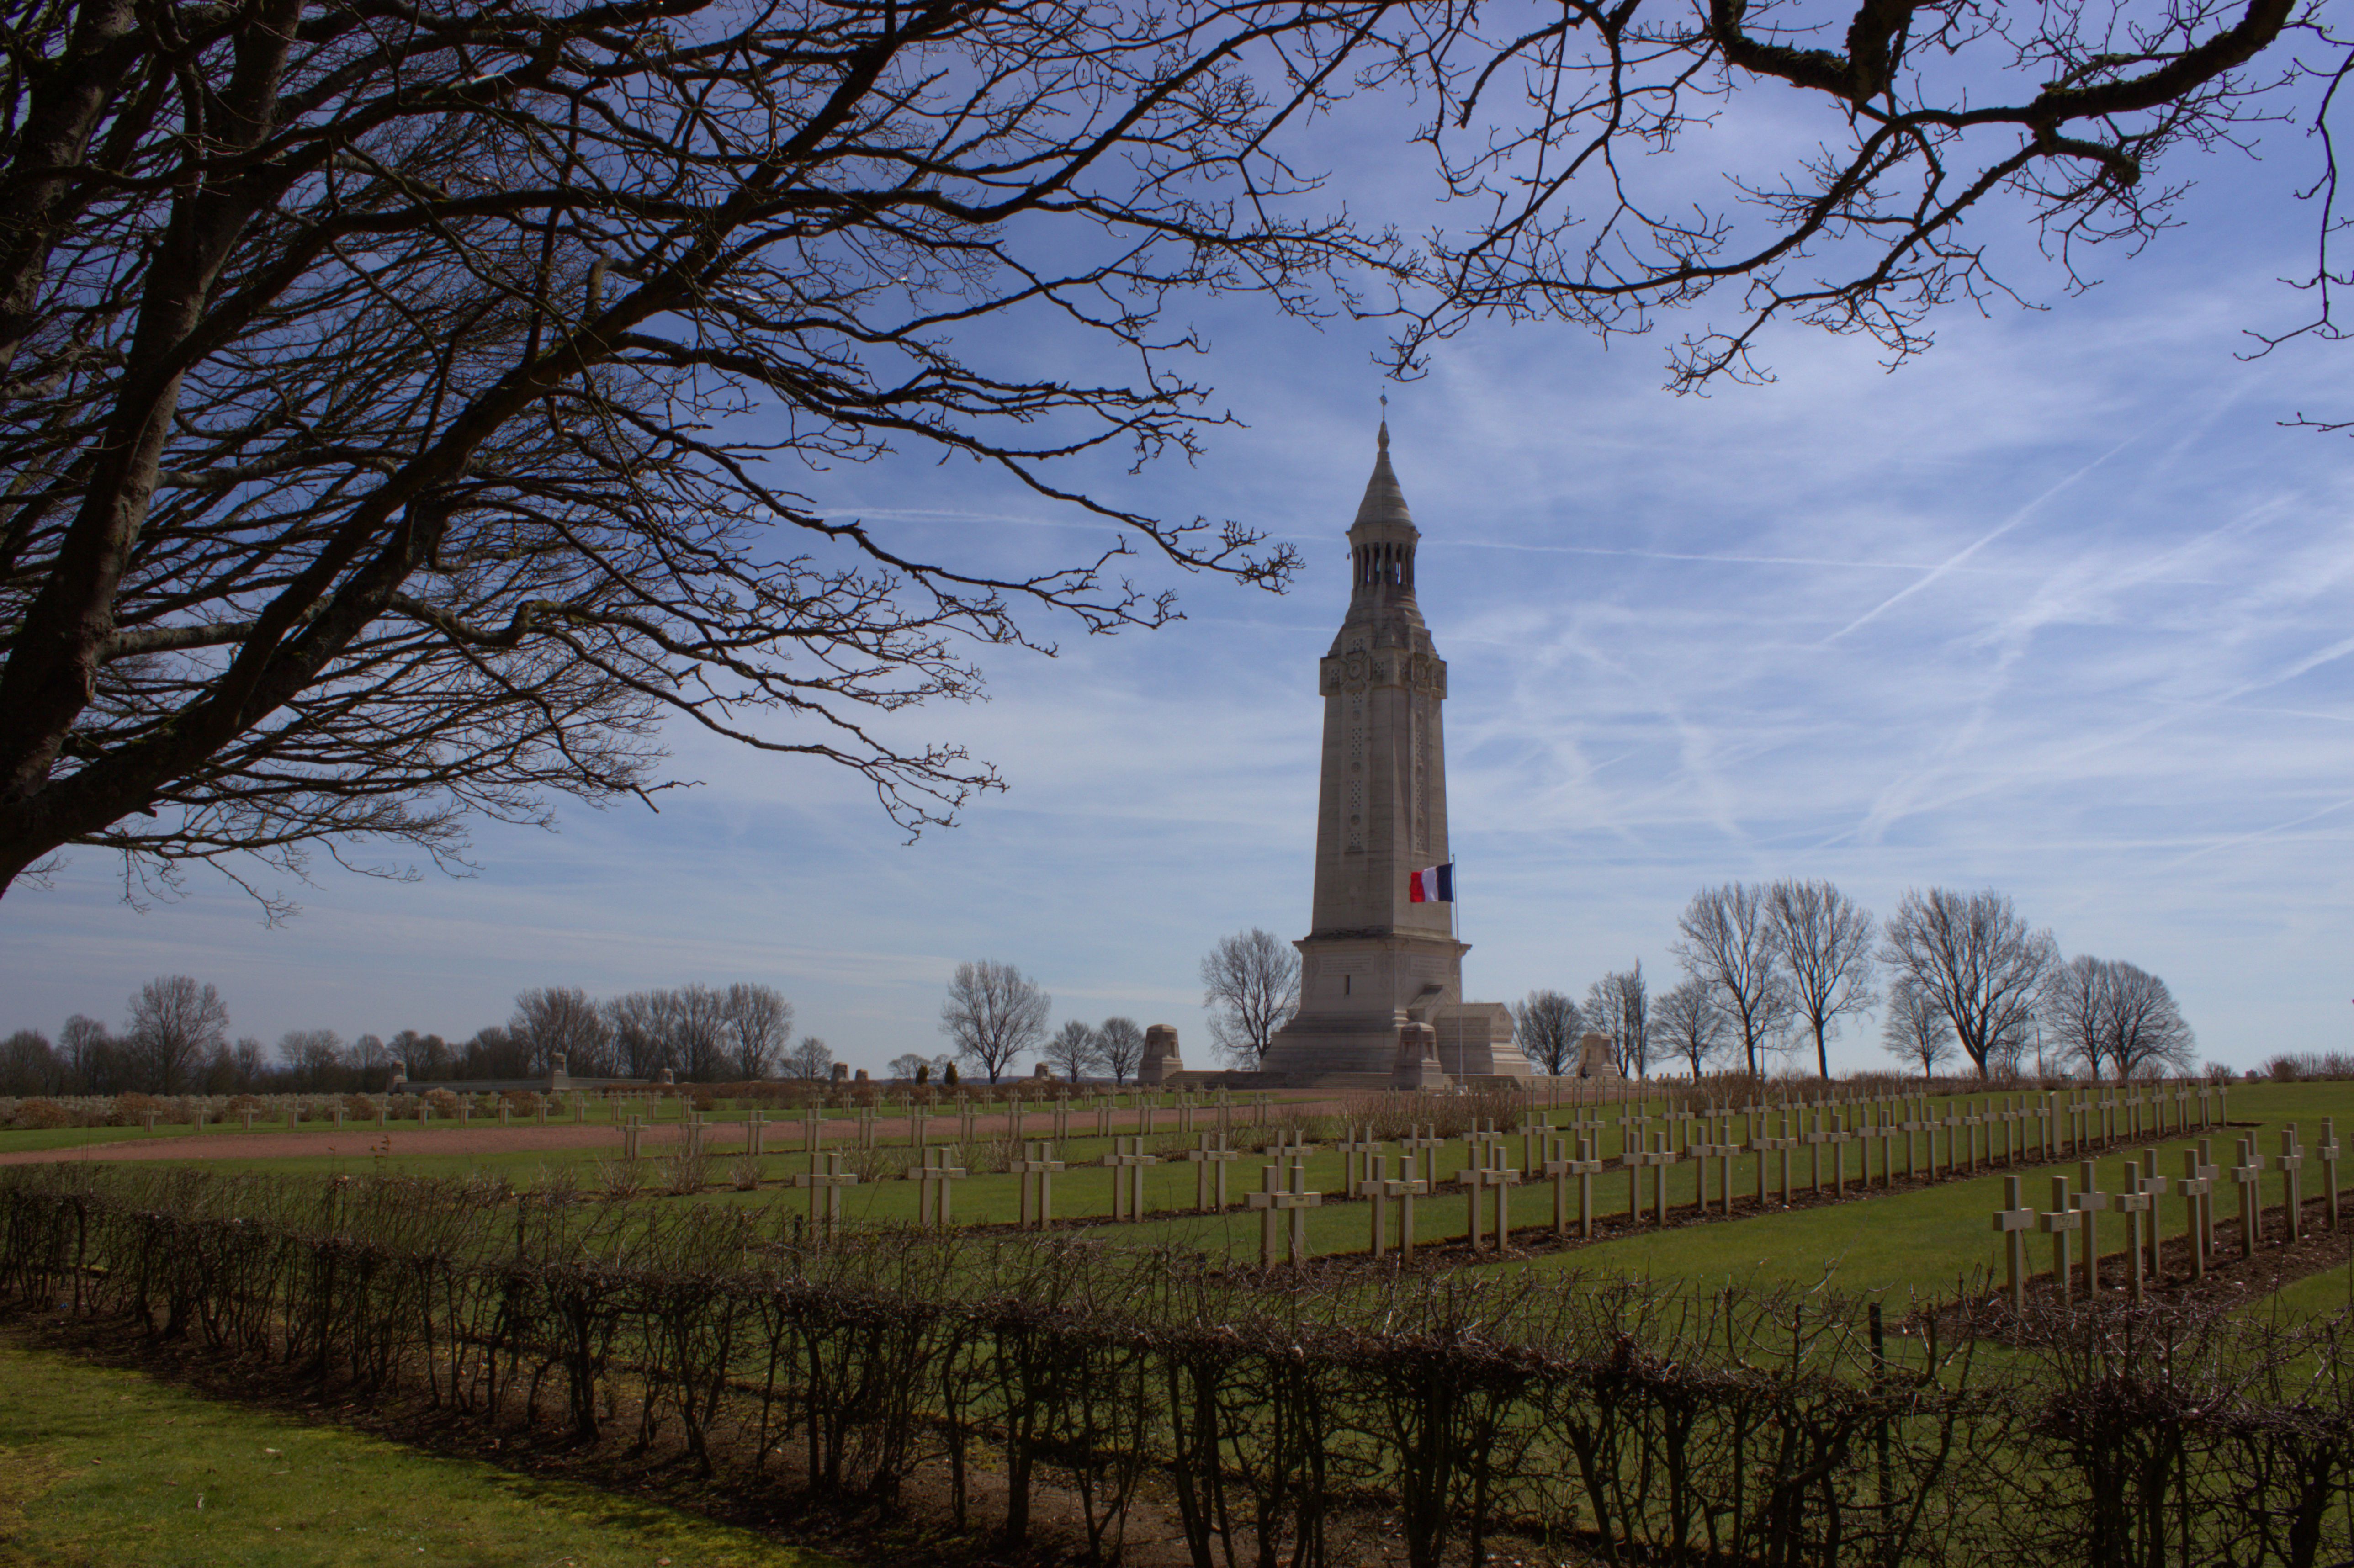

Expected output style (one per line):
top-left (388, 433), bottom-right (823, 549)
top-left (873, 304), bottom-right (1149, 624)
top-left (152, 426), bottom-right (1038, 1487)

top-left (1352, 402), bottom-right (1415, 535)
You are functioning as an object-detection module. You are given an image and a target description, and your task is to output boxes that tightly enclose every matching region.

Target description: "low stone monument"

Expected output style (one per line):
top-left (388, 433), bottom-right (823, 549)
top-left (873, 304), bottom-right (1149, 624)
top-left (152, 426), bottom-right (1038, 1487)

top-left (1033, 1061), bottom-right (1053, 1081)
top-left (1138, 1024), bottom-right (1183, 1085)
top-left (1574, 1031), bottom-right (1622, 1081)
top-left (1391, 1020), bottom-right (1449, 1091)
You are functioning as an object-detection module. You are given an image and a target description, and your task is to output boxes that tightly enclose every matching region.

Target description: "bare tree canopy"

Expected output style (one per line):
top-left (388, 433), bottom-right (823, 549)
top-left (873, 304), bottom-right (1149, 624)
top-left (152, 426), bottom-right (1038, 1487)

top-left (1880, 887), bottom-right (2056, 1077)
top-left (785, 1035), bottom-right (834, 1082)
top-left (1096, 1017), bottom-right (1147, 1085)
top-left (722, 983), bottom-right (792, 1081)
top-left (1045, 1019), bottom-right (1104, 1084)
top-left (2041, 954), bottom-right (2197, 1079)
top-left (1654, 977), bottom-right (1728, 1078)
top-left (1765, 879), bottom-right (1877, 1080)
top-left (1394, 0), bottom-right (2330, 388)
top-left (939, 959), bottom-right (1050, 1083)
top-left (276, 1027), bottom-right (345, 1087)
top-left (1512, 989), bottom-right (1585, 1076)
top-left (1672, 883), bottom-right (1789, 1076)
top-left (599, 984), bottom-right (735, 1081)
top-left (125, 975), bottom-right (229, 1093)
top-left (1200, 928), bottom-right (1301, 1066)
top-left (0, 0), bottom-right (2329, 910)
top-left (1584, 963), bottom-right (1653, 1077)
top-left (511, 986), bottom-right (614, 1076)
top-left (0, 1029), bottom-right (59, 1097)
top-left (1882, 976), bottom-right (1957, 1077)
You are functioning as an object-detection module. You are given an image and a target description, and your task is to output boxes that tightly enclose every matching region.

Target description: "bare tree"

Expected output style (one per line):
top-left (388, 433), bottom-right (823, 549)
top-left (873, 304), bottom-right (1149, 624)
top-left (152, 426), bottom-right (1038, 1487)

top-left (1765, 880), bottom-right (1877, 1080)
top-left (461, 1026), bottom-right (530, 1080)
top-left (940, 961), bottom-right (1050, 1084)
top-left (350, 1033), bottom-right (393, 1088)
top-left (2047, 956), bottom-right (2197, 1080)
top-left (2040, 955), bottom-right (2112, 1079)
top-left (886, 1053), bottom-right (933, 1084)
top-left (1201, 929), bottom-right (1301, 1067)
top-left (604, 993), bottom-right (675, 1081)
top-left (1672, 885), bottom-right (1790, 1076)
top-left (1882, 978), bottom-right (1958, 1078)
top-left (1654, 979), bottom-right (1729, 1079)
top-left (0, 0), bottom-right (1378, 906)
top-left (512, 987), bottom-right (615, 1077)
top-left (666, 985), bottom-right (733, 1082)
top-left (1511, 990), bottom-right (1586, 1077)
top-left (276, 1028), bottom-right (345, 1089)
top-left (58, 1014), bottom-right (117, 1094)
top-left (1044, 1020), bottom-right (1104, 1085)
top-left (1880, 889), bottom-right (2057, 1078)
top-left (1396, 1), bottom-right (2322, 391)
top-left (0, 1), bottom-right (2323, 910)
top-left (1097, 1018), bottom-right (1148, 1086)
top-left (0, 1030), bottom-right (59, 1097)
top-left (722, 984), bottom-right (793, 1082)
top-left (1583, 964), bottom-right (1653, 1078)
top-left (785, 1037), bottom-right (835, 1083)
top-left (2103, 964), bottom-right (2197, 1079)
top-left (388, 1029), bottom-right (453, 1083)
top-left (124, 975), bottom-right (229, 1093)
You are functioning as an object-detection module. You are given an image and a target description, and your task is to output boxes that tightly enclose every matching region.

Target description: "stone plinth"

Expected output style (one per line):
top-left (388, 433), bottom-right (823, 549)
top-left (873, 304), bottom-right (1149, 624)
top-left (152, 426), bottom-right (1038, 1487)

top-left (1139, 1025), bottom-right (1183, 1084)
top-left (1391, 1020), bottom-right (1449, 1090)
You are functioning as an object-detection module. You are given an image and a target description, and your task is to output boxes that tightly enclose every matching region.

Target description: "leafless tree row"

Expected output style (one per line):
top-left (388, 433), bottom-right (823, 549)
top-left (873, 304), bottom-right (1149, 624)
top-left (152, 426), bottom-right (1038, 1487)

top-left (1525, 880), bottom-right (2196, 1081)
top-left (1, 975), bottom-right (797, 1094)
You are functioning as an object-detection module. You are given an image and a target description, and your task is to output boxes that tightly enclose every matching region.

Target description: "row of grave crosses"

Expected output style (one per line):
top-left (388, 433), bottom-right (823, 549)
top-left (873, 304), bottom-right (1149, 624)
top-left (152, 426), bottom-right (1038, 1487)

top-left (1267, 1123), bottom-right (1629, 1266)
top-left (835, 1086), bottom-right (1273, 1146)
top-left (1530, 1083), bottom-right (2227, 1211)
top-left (1991, 1119), bottom-right (2342, 1308)
top-left (1529, 1077), bottom-right (2227, 1143)
top-left (898, 1130), bottom-right (1294, 1240)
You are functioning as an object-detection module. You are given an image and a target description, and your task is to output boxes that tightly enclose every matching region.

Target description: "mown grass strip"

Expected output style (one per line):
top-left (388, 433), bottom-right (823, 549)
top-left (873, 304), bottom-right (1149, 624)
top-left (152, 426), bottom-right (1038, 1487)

top-left (0, 1336), bottom-right (846, 1568)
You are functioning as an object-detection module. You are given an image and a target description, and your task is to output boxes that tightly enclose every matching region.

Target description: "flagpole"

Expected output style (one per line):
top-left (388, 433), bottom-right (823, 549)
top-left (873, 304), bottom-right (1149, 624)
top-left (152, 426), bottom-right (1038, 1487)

top-left (1451, 865), bottom-right (1463, 1086)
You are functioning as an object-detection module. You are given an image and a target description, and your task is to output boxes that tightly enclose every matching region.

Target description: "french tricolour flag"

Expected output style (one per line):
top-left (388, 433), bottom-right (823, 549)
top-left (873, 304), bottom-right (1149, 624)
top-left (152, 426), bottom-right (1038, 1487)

top-left (1409, 863), bottom-right (1455, 903)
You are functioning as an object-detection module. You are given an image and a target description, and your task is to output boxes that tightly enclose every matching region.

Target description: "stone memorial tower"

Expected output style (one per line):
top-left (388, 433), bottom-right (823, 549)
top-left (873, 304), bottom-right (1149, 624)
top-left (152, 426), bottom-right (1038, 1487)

top-left (1258, 421), bottom-right (1531, 1086)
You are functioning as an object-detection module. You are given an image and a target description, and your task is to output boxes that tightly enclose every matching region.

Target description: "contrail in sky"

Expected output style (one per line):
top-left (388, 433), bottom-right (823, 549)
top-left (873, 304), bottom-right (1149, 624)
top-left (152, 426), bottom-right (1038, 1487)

top-left (1824, 432), bottom-right (2142, 643)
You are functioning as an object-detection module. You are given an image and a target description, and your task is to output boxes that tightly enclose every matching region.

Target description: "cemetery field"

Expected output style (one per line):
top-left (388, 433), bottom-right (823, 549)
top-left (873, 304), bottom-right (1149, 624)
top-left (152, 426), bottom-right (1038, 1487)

top-left (0, 1333), bottom-right (845, 1568)
top-left (1497, 1079), bottom-right (2354, 1303)
top-left (11, 1080), bottom-right (2344, 1317)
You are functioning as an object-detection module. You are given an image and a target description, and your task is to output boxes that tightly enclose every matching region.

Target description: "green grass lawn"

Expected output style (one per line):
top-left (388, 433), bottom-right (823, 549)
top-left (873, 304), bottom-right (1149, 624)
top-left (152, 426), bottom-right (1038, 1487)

top-left (0, 1336), bottom-right (846, 1568)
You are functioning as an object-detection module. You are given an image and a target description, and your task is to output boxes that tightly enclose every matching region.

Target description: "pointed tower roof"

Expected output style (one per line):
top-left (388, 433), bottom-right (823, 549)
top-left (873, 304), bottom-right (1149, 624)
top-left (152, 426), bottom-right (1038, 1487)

top-left (1350, 416), bottom-right (1418, 538)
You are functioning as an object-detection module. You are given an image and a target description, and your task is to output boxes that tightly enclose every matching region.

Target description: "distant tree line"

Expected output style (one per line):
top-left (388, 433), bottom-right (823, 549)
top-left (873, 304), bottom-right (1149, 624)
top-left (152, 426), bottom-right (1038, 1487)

top-left (1515, 881), bottom-right (2197, 1082)
top-left (0, 977), bottom-right (799, 1097)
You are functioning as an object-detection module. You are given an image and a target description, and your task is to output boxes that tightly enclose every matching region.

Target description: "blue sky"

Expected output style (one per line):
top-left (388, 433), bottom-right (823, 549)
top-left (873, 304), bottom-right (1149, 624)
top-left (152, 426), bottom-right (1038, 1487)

top-left (7, 70), bottom-right (2354, 1076)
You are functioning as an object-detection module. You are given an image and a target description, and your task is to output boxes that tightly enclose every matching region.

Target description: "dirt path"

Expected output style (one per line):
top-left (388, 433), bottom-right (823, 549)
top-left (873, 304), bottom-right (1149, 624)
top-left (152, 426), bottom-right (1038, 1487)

top-left (0, 1099), bottom-right (1360, 1167)
top-left (0, 1123), bottom-right (656, 1165)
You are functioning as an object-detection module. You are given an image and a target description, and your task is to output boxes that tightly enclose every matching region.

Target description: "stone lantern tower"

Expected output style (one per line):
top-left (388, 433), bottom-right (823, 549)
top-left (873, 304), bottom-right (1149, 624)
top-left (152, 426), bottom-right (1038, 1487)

top-left (1258, 421), bottom-right (1530, 1085)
